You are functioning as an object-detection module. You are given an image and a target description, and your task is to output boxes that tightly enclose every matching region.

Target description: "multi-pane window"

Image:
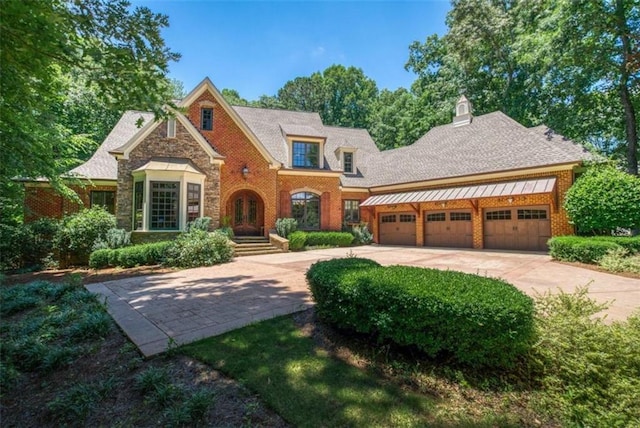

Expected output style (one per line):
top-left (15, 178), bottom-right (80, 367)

top-left (381, 214), bottom-right (396, 223)
top-left (399, 214), bottom-right (416, 223)
top-left (187, 183), bottom-right (201, 223)
top-left (150, 182), bottom-right (179, 230)
top-left (292, 141), bottom-right (320, 168)
top-left (90, 191), bottom-right (115, 214)
top-left (201, 108), bottom-right (213, 131)
top-left (291, 192), bottom-right (320, 229)
top-left (343, 200), bottom-right (360, 223)
top-left (343, 152), bottom-right (354, 173)
top-left (133, 182), bottom-right (144, 230)
top-left (450, 212), bottom-right (471, 221)
top-left (485, 210), bottom-right (512, 220)
top-left (426, 213), bottom-right (446, 222)
top-left (518, 209), bottom-right (547, 220)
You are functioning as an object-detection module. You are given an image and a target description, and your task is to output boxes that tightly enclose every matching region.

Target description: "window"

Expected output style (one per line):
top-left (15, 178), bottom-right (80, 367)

top-left (167, 118), bottom-right (176, 138)
top-left (150, 182), bottom-right (179, 230)
top-left (485, 210), bottom-right (512, 220)
top-left (90, 191), bottom-right (115, 214)
top-left (518, 209), bottom-right (547, 220)
top-left (187, 183), bottom-right (201, 223)
top-left (292, 141), bottom-right (319, 168)
top-left (343, 152), bottom-right (354, 174)
top-left (381, 214), bottom-right (396, 223)
top-left (343, 200), bottom-right (360, 223)
top-left (133, 182), bottom-right (144, 230)
top-left (201, 108), bottom-right (213, 131)
top-left (426, 213), bottom-right (446, 222)
top-left (399, 214), bottom-right (416, 223)
top-left (450, 212), bottom-right (471, 221)
top-left (291, 192), bottom-right (320, 229)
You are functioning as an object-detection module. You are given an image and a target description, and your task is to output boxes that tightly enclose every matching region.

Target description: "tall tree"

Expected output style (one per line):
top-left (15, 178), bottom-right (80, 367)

top-left (0, 0), bottom-right (180, 200)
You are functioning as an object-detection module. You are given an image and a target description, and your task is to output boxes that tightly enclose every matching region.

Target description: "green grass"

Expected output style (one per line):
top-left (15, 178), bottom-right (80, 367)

top-left (183, 315), bottom-right (516, 428)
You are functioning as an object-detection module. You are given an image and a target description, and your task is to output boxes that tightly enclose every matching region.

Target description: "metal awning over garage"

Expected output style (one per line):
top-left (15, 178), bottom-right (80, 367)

top-left (361, 177), bottom-right (556, 207)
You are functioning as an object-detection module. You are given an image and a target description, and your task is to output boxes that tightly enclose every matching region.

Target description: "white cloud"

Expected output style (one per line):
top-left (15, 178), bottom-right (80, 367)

top-left (310, 46), bottom-right (326, 58)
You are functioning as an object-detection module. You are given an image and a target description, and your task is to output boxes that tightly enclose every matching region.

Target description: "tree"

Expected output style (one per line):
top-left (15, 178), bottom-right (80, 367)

top-left (221, 89), bottom-right (250, 106)
top-left (0, 0), bottom-right (180, 200)
top-left (367, 88), bottom-right (421, 150)
top-left (564, 164), bottom-right (640, 234)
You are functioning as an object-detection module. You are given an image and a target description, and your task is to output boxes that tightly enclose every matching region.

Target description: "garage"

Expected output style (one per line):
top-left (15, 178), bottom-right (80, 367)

top-left (424, 210), bottom-right (473, 248)
top-left (483, 205), bottom-right (551, 251)
top-left (379, 212), bottom-right (417, 245)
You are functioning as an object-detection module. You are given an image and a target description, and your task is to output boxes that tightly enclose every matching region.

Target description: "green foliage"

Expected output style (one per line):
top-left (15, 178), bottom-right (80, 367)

top-left (186, 216), bottom-right (212, 232)
top-left (163, 230), bottom-right (233, 268)
top-left (548, 235), bottom-right (640, 263)
top-left (564, 165), bottom-right (640, 233)
top-left (275, 217), bottom-right (298, 238)
top-left (598, 248), bottom-right (640, 273)
top-left (0, 218), bottom-right (60, 272)
top-left (305, 231), bottom-right (354, 247)
top-left (92, 228), bottom-right (132, 251)
top-left (55, 207), bottom-right (116, 263)
top-left (307, 258), bottom-right (534, 368)
top-left (287, 231), bottom-right (308, 251)
top-left (529, 288), bottom-right (640, 426)
top-left (89, 241), bottom-right (171, 269)
top-left (350, 222), bottom-right (373, 245)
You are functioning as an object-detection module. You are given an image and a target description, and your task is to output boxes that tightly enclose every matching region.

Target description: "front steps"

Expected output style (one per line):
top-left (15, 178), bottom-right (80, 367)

top-left (232, 236), bottom-right (285, 257)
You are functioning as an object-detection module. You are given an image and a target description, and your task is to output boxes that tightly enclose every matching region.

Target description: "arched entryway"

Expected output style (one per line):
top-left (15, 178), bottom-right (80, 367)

top-left (227, 190), bottom-right (264, 236)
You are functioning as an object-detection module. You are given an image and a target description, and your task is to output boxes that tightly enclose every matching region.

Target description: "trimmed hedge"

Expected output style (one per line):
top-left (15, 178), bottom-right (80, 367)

top-left (305, 232), bottom-right (354, 247)
top-left (288, 231), bottom-right (307, 251)
top-left (89, 241), bottom-right (172, 269)
top-left (307, 258), bottom-right (535, 368)
top-left (548, 236), bottom-right (640, 264)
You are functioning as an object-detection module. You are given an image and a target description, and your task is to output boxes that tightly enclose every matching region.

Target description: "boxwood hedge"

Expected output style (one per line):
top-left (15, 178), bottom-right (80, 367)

top-left (307, 258), bottom-right (535, 368)
top-left (548, 236), bottom-right (640, 264)
top-left (89, 241), bottom-right (172, 269)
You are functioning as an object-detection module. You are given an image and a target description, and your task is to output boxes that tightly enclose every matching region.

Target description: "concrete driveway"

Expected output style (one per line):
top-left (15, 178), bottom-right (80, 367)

top-left (87, 246), bottom-right (640, 356)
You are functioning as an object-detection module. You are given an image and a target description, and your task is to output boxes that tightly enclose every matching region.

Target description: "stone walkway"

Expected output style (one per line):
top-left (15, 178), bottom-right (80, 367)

top-left (87, 246), bottom-right (640, 356)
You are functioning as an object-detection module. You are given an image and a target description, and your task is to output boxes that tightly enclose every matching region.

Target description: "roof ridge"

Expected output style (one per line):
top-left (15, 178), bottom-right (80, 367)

top-left (232, 105), bottom-right (320, 115)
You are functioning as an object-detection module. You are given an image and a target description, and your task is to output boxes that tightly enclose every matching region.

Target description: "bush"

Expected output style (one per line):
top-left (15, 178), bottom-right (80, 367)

top-left (89, 241), bottom-right (171, 269)
top-left (163, 230), bottom-right (233, 268)
top-left (307, 258), bottom-right (535, 368)
top-left (350, 223), bottom-right (373, 245)
top-left (529, 288), bottom-right (640, 426)
top-left (598, 248), bottom-right (640, 273)
top-left (548, 235), bottom-right (640, 263)
top-left (186, 217), bottom-right (212, 232)
top-left (92, 228), bottom-right (131, 251)
top-left (564, 164), bottom-right (640, 234)
top-left (305, 232), bottom-right (354, 247)
top-left (288, 231), bottom-right (307, 251)
top-left (0, 218), bottom-right (60, 272)
top-left (275, 218), bottom-right (297, 238)
top-left (55, 207), bottom-right (116, 264)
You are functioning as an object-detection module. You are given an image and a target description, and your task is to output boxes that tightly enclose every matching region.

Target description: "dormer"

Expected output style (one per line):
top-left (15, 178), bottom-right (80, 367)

top-left (334, 146), bottom-right (358, 174)
top-left (453, 95), bottom-right (472, 127)
top-left (280, 124), bottom-right (327, 169)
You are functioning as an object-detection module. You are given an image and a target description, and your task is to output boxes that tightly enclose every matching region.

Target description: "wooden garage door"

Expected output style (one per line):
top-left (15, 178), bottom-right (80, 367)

top-left (424, 210), bottom-right (473, 248)
top-left (379, 212), bottom-right (417, 245)
top-left (483, 206), bottom-right (551, 251)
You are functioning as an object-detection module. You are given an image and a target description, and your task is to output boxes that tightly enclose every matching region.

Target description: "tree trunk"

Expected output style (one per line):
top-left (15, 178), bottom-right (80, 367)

top-left (617, 0), bottom-right (638, 175)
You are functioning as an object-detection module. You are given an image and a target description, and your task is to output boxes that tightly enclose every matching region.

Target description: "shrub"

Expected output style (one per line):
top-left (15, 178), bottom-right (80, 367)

top-left (529, 288), bottom-right (640, 426)
top-left (0, 218), bottom-right (60, 271)
top-left (350, 223), bottom-right (373, 245)
top-left (163, 230), bottom-right (233, 268)
top-left (0, 223), bottom-right (27, 271)
top-left (305, 231), bottom-right (354, 247)
top-left (598, 248), bottom-right (640, 273)
top-left (288, 231), bottom-right (307, 251)
top-left (55, 207), bottom-right (116, 264)
top-left (186, 217), bottom-right (212, 232)
top-left (92, 228), bottom-right (131, 251)
top-left (564, 164), bottom-right (640, 234)
top-left (89, 241), bottom-right (171, 269)
top-left (548, 235), bottom-right (640, 263)
top-left (275, 218), bottom-right (298, 238)
top-left (307, 258), bottom-right (534, 368)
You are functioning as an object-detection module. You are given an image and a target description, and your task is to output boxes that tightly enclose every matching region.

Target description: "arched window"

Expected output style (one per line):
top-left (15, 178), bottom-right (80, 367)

top-left (291, 192), bottom-right (320, 230)
top-left (457, 103), bottom-right (467, 115)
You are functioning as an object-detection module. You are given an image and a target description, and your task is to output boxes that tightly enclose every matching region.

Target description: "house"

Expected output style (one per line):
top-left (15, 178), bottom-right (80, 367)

top-left (23, 78), bottom-right (591, 251)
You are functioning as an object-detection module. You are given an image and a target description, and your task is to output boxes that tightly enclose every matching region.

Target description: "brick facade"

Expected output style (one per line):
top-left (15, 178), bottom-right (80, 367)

top-left (24, 183), bottom-right (116, 222)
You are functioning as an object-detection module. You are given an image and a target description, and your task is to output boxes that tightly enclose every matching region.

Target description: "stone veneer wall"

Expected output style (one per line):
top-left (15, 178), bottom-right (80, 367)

top-left (116, 120), bottom-right (221, 230)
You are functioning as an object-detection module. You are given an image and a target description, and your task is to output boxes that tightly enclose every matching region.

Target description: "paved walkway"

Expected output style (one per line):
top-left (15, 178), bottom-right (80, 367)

top-left (86, 246), bottom-right (640, 356)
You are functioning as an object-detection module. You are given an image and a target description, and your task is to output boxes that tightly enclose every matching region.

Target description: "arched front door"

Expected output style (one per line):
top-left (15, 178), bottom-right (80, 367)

top-left (228, 190), bottom-right (264, 236)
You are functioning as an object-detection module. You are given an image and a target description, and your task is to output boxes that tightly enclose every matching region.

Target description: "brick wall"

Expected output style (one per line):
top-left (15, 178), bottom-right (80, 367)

top-left (24, 183), bottom-right (116, 222)
top-left (278, 175), bottom-right (342, 230)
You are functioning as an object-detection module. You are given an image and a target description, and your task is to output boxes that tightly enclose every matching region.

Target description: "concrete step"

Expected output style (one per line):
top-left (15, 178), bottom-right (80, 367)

top-left (234, 248), bottom-right (285, 257)
top-left (233, 239), bottom-right (285, 257)
top-left (233, 236), bottom-right (270, 244)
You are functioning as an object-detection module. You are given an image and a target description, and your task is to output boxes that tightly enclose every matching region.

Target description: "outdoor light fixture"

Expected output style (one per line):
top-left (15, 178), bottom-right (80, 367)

top-left (242, 165), bottom-right (249, 179)
top-left (507, 197), bottom-right (514, 204)
top-left (441, 202), bottom-right (447, 208)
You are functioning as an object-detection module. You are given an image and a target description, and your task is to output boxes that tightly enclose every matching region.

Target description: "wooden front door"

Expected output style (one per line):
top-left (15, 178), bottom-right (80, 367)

top-left (230, 191), bottom-right (264, 236)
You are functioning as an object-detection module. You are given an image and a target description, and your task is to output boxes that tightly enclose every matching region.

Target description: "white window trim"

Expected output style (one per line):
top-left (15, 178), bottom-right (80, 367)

top-left (334, 147), bottom-right (358, 174)
top-left (167, 118), bottom-right (176, 138)
top-left (287, 136), bottom-right (325, 169)
top-left (132, 169), bottom-right (205, 232)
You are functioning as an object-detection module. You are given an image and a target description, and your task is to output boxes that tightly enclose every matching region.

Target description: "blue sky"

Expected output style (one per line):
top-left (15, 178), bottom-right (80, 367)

top-left (135, 1), bottom-right (451, 100)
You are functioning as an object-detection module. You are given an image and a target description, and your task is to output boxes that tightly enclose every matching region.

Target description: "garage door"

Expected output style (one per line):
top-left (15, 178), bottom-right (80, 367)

top-left (424, 210), bottom-right (473, 248)
top-left (483, 206), bottom-right (551, 251)
top-left (379, 212), bottom-right (417, 245)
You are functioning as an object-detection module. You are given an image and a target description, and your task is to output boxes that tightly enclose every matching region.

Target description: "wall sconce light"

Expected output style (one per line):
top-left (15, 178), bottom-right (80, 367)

top-left (507, 197), bottom-right (514, 204)
top-left (441, 202), bottom-right (447, 208)
top-left (242, 165), bottom-right (249, 179)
